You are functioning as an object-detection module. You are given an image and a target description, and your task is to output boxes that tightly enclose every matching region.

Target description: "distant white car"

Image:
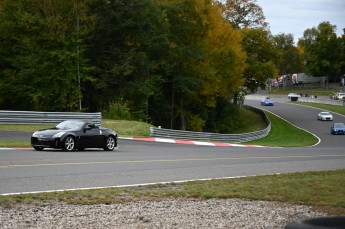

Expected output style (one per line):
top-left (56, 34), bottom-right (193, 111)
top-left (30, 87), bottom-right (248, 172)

top-left (335, 93), bottom-right (345, 100)
top-left (288, 93), bottom-right (301, 99)
top-left (317, 111), bottom-right (333, 121)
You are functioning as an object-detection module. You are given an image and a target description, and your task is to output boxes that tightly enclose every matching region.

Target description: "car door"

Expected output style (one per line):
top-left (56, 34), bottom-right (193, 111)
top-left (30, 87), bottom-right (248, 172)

top-left (80, 124), bottom-right (104, 148)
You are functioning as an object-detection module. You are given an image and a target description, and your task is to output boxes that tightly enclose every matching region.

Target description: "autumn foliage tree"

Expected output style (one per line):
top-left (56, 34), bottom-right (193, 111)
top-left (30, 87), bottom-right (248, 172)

top-left (218, 0), bottom-right (276, 94)
top-left (155, 0), bottom-right (245, 131)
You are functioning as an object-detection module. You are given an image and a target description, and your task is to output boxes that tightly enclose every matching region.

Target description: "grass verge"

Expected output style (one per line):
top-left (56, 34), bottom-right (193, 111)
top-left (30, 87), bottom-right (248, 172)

top-left (0, 140), bottom-right (31, 148)
top-left (269, 86), bottom-right (345, 96)
top-left (1, 169), bottom-right (344, 215)
top-left (294, 102), bottom-right (345, 116)
top-left (247, 111), bottom-right (318, 147)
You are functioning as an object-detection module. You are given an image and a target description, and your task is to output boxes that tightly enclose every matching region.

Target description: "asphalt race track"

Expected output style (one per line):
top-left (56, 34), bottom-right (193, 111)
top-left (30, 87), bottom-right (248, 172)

top-left (0, 97), bottom-right (344, 195)
top-left (245, 98), bottom-right (345, 148)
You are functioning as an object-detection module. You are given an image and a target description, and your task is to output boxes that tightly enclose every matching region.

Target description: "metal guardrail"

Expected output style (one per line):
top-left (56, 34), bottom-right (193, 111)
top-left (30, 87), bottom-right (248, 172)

top-left (150, 105), bottom-right (271, 143)
top-left (298, 97), bottom-right (344, 106)
top-left (0, 110), bottom-right (102, 126)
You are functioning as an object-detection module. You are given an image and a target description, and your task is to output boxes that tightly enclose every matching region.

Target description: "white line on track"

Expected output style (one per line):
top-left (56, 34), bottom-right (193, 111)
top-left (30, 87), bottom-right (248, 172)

top-left (0, 175), bottom-right (261, 196)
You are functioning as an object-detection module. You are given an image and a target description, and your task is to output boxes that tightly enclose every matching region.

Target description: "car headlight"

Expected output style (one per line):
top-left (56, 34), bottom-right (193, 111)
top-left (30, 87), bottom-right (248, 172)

top-left (52, 132), bottom-right (65, 138)
top-left (32, 131), bottom-right (39, 137)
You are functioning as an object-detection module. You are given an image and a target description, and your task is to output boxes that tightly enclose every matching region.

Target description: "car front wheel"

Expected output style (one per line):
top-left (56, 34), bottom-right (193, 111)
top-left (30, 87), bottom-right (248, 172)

top-left (62, 136), bottom-right (75, 151)
top-left (104, 136), bottom-right (116, 151)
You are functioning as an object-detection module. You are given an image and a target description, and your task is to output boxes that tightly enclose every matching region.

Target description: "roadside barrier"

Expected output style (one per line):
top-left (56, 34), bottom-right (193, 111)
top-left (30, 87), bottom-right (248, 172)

top-left (150, 105), bottom-right (271, 143)
top-left (1, 106), bottom-right (269, 143)
top-left (0, 110), bottom-right (102, 126)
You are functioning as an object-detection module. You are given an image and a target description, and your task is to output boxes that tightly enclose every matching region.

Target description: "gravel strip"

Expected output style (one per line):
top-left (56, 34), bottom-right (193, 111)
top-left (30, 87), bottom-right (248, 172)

top-left (0, 199), bottom-right (326, 229)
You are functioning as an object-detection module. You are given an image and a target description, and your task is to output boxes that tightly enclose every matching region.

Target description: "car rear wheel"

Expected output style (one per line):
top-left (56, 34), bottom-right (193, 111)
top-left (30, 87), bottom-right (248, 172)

top-left (62, 136), bottom-right (75, 151)
top-left (104, 136), bottom-right (116, 151)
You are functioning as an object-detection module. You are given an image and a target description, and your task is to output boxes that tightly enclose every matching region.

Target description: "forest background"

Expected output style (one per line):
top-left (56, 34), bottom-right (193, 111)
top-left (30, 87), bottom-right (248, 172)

top-left (0, 0), bottom-right (344, 133)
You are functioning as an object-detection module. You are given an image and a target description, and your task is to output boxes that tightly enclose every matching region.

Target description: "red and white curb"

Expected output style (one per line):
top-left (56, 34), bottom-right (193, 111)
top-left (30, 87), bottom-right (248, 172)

top-left (120, 137), bottom-right (267, 148)
top-left (0, 138), bottom-right (267, 150)
top-left (0, 148), bottom-right (32, 150)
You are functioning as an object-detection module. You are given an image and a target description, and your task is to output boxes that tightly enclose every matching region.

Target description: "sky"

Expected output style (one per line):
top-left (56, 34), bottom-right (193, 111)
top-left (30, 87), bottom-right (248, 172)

top-left (256, 0), bottom-right (345, 43)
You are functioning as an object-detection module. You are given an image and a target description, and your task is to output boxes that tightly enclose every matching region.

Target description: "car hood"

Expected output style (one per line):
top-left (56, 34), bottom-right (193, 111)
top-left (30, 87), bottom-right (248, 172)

top-left (32, 129), bottom-right (67, 137)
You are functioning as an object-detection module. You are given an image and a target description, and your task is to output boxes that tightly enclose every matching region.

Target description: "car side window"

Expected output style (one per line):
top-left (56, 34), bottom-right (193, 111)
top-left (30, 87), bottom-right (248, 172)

top-left (86, 123), bottom-right (99, 129)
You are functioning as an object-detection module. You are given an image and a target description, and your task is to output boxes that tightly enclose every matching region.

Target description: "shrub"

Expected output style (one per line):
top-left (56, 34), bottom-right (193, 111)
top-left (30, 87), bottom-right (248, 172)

top-left (103, 100), bottom-right (131, 120)
top-left (187, 115), bottom-right (205, 132)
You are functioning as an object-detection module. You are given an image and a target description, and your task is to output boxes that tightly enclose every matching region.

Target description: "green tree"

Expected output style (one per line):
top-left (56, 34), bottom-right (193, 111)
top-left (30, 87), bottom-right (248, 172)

top-left (0, 0), bottom-right (93, 111)
top-left (85, 0), bottom-right (170, 121)
top-left (272, 33), bottom-right (303, 75)
top-left (218, 0), bottom-right (274, 94)
top-left (242, 28), bottom-right (278, 92)
top-left (298, 21), bottom-right (344, 81)
top-left (217, 0), bottom-right (268, 29)
top-left (156, 0), bottom-right (209, 130)
top-left (340, 29), bottom-right (345, 79)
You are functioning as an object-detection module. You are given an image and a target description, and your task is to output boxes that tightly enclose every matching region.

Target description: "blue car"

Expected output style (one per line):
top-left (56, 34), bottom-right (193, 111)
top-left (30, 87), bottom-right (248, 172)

top-left (261, 98), bottom-right (274, 106)
top-left (331, 123), bottom-right (345, 135)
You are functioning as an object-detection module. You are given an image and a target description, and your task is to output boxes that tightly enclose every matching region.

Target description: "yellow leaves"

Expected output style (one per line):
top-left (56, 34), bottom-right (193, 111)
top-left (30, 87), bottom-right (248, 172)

top-left (170, 0), bottom-right (246, 107)
top-left (202, 4), bottom-right (246, 96)
top-left (296, 45), bottom-right (304, 56)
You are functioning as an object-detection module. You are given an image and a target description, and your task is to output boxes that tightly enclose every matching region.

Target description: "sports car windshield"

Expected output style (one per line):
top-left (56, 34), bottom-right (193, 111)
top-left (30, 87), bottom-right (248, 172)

top-left (56, 120), bottom-right (84, 130)
top-left (334, 123), bottom-right (345, 128)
